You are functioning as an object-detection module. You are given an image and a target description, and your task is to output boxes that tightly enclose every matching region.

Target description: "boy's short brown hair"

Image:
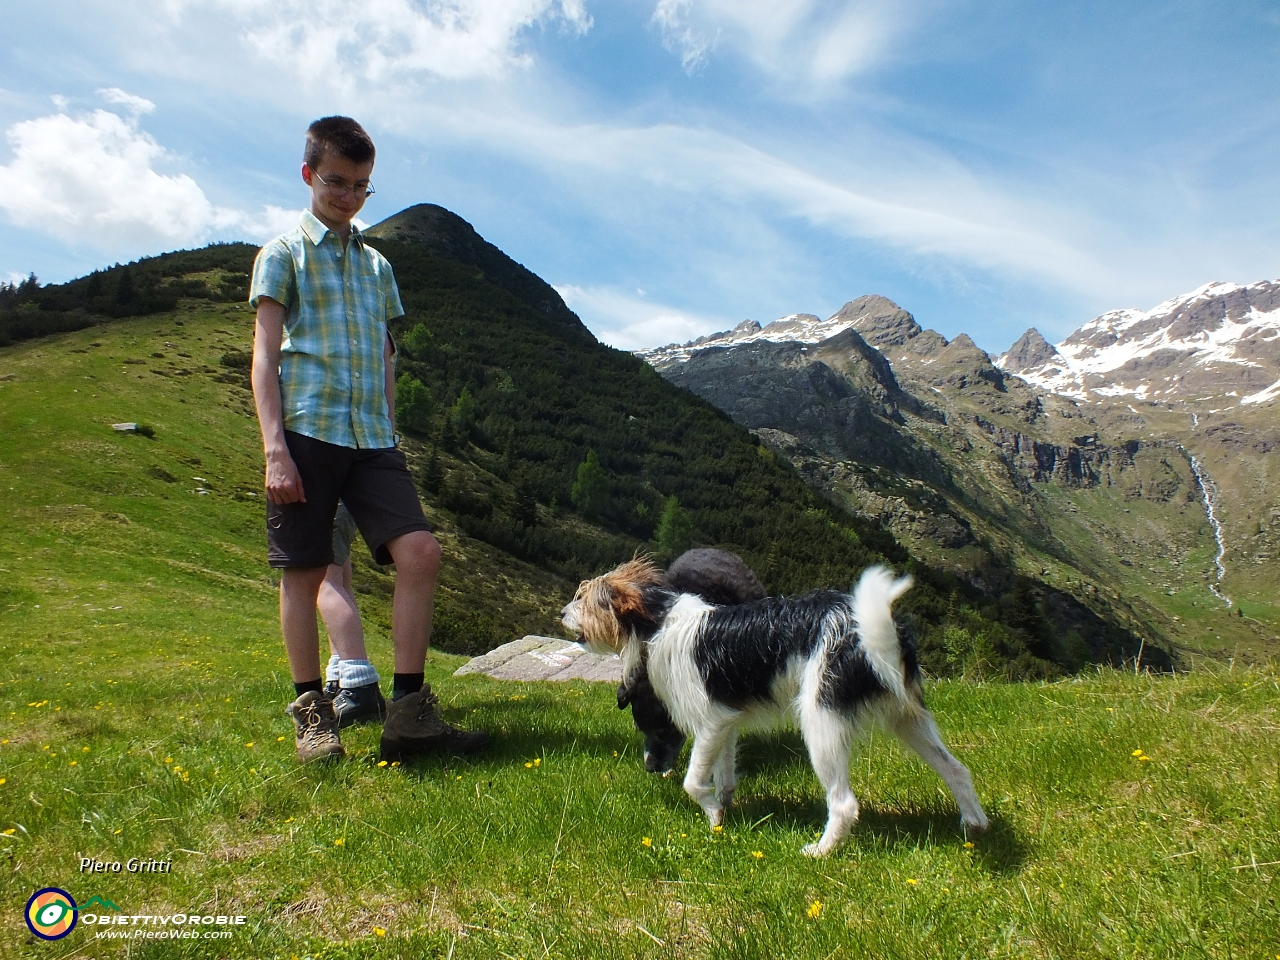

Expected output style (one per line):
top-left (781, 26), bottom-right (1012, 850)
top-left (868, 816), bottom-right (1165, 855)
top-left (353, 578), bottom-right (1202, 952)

top-left (304, 117), bottom-right (376, 169)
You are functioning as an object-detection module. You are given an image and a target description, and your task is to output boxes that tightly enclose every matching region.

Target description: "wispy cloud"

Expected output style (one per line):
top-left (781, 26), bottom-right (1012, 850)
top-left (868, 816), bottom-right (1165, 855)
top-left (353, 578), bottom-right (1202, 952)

top-left (555, 283), bottom-right (728, 350)
top-left (651, 0), bottom-right (914, 87)
top-left (412, 104), bottom-right (1110, 297)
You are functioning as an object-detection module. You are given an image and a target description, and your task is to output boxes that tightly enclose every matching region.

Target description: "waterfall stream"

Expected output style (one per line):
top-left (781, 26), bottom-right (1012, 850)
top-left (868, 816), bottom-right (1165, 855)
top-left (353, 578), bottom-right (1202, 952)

top-left (1186, 451), bottom-right (1231, 607)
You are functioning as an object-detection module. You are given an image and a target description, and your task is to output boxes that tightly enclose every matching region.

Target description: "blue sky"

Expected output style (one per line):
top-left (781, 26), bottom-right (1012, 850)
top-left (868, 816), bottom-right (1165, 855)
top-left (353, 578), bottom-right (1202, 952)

top-left (1, 1), bottom-right (1277, 353)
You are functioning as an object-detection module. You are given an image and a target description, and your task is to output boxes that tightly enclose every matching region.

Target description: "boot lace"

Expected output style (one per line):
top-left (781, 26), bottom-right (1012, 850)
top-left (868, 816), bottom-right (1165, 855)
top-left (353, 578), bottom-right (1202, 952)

top-left (416, 689), bottom-right (441, 720)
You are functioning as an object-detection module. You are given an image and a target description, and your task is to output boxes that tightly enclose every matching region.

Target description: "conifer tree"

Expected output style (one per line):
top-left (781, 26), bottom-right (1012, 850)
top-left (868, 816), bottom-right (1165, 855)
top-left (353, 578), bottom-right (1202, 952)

top-left (570, 449), bottom-right (609, 518)
top-left (655, 495), bottom-right (693, 561)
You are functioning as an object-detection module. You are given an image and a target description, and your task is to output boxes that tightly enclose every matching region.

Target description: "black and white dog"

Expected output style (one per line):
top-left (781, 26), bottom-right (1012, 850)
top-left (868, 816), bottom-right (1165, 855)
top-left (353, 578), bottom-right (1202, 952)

top-left (562, 557), bottom-right (987, 857)
top-left (618, 548), bottom-right (765, 775)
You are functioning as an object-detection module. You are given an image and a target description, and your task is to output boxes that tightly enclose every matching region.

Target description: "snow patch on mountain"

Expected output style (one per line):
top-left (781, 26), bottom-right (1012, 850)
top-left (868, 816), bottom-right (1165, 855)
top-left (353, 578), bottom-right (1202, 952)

top-left (996, 280), bottom-right (1280, 403)
top-left (638, 312), bottom-right (853, 366)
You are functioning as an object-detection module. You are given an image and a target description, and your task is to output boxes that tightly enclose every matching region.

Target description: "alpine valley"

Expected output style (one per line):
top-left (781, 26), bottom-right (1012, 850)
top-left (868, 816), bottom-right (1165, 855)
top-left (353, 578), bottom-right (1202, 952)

top-left (640, 283), bottom-right (1280, 660)
top-left (3, 205), bottom-right (1272, 675)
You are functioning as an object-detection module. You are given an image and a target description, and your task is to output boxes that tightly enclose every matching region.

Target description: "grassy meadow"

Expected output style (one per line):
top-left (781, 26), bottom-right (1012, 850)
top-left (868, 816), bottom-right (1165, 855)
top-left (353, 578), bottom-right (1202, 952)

top-left (2, 313), bottom-right (1278, 958)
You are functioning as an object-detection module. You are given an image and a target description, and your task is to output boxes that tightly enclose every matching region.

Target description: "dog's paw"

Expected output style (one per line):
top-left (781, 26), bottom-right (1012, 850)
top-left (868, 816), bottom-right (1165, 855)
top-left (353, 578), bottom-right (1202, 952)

top-left (962, 813), bottom-right (989, 834)
top-left (800, 842), bottom-right (827, 858)
top-left (704, 807), bottom-right (725, 828)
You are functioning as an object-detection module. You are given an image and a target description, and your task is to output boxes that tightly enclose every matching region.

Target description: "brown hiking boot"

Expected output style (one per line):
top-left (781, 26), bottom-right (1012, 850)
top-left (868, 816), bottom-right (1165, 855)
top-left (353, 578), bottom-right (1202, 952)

top-left (380, 685), bottom-right (491, 761)
top-left (287, 690), bottom-right (345, 763)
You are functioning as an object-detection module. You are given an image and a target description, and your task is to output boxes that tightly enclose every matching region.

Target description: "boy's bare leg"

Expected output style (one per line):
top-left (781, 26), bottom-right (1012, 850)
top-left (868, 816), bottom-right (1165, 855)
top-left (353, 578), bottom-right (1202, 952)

top-left (378, 528), bottom-right (489, 759)
top-left (281, 566), bottom-right (329, 682)
top-left (280, 565), bottom-right (345, 762)
top-left (384, 530), bottom-right (440, 673)
top-left (319, 560), bottom-right (369, 662)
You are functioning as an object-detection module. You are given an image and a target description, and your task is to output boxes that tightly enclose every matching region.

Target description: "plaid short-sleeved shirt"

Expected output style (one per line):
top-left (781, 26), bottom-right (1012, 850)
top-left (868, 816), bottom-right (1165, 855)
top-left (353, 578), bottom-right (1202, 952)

top-left (249, 210), bottom-right (404, 449)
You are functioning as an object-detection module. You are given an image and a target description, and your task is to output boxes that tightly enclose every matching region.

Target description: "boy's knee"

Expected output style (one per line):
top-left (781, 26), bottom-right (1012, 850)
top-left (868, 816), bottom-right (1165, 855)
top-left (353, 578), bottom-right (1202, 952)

top-left (389, 531), bottom-right (440, 579)
top-left (282, 565), bottom-right (328, 597)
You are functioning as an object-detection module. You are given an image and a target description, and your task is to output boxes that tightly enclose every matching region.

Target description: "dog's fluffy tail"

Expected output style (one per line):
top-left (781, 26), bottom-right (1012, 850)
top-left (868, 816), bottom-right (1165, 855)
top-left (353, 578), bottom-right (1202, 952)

top-left (851, 565), bottom-right (914, 703)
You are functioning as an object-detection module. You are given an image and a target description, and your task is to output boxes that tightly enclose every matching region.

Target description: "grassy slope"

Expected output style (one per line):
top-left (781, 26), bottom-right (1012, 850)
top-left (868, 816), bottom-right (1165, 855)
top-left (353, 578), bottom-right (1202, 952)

top-left (2, 317), bottom-right (1279, 958)
top-left (896, 379), bottom-right (1279, 660)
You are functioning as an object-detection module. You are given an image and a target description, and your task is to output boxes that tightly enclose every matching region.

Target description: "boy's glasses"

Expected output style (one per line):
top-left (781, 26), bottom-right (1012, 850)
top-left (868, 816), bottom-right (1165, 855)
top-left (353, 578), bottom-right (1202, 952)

top-left (312, 172), bottom-right (375, 198)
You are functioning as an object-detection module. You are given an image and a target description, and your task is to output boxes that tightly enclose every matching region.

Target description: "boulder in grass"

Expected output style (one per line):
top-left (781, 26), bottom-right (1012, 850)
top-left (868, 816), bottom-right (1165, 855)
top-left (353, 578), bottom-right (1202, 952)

top-left (454, 635), bottom-right (621, 683)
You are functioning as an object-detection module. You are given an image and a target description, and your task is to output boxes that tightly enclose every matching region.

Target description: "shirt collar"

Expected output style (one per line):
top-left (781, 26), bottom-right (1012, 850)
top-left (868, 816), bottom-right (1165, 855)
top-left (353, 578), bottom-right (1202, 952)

top-left (298, 208), bottom-right (364, 248)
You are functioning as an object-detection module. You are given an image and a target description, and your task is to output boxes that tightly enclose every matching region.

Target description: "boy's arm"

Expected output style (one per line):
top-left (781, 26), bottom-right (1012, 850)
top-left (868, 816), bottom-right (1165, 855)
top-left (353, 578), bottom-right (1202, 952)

top-left (252, 297), bottom-right (306, 504)
top-left (384, 331), bottom-right (396, 438)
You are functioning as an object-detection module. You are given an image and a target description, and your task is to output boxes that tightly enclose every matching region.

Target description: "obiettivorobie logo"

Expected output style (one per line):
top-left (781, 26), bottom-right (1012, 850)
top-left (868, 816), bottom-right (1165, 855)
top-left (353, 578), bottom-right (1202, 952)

top-left (25, 888), bottom-right (78, 940)
top-left (24, 887), bottom-right (245, 943)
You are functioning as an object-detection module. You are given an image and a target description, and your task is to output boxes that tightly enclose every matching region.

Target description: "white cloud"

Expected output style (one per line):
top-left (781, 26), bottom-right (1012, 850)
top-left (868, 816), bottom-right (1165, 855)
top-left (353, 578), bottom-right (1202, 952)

top-left (179, 0), bottom-right (591, 86)
top-left (0, 92), bottom-right (296, 251)
top-left (651, 0), bottom-right (910, 85)
top-left (97, 87), bottom-right (156, 115)
top-left (555, 282), bottom-right (728, 350)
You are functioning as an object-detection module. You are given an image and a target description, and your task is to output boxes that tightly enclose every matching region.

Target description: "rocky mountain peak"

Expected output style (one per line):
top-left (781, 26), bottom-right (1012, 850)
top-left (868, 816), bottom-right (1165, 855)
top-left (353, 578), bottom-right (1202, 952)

top-left (829, 295), bottom-right (922, 347)
top-left (999, 328), bottom-right (1060, 374)
top-left (637, 296), bottom-right (916, 369)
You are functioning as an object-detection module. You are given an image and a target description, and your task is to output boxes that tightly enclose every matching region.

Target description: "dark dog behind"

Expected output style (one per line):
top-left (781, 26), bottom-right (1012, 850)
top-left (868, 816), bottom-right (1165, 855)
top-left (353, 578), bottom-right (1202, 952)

top-left (618, 548), bottom-right (765, 773)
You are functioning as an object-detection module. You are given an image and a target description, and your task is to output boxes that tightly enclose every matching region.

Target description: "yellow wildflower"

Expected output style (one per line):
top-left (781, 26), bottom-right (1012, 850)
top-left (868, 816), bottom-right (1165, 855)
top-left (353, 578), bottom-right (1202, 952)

top-left (964, 841), bottom-right (974, 849)
top-left (751, 851), bottom-right (764, 859)
top-left (69, 760), bottom-right (78, 767)
top-left (712, 825), bottom-right (723, 834)
top-left (1131, 749), bottom-right (1143, 757)
top-left (807, 900), bottom-right (823, 919)
top-left (374, 927), bottom-right (386, 937)
top-left (906, 878), bottom-right (918, 886)
top-left (245, 742), bottom-right (254, 748)
top-left (378, 760), bottom-right (388, 768)
top-left (642, 837), bottom-right (653, 847)
top-left (334, 837), bottom-right (345, 846)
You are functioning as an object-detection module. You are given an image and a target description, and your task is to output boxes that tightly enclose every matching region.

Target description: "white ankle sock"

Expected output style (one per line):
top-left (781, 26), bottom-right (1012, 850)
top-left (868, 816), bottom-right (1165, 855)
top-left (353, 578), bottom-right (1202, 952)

top-left (338, 659), bottom-right (380, 688)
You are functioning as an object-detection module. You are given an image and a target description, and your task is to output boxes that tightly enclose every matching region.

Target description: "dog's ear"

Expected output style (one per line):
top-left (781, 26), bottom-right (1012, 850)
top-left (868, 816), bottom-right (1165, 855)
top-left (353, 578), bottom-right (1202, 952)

top-left (617, 682), bottom-right (633, 709)
top-left (612, 582), bottom-right (650, 622)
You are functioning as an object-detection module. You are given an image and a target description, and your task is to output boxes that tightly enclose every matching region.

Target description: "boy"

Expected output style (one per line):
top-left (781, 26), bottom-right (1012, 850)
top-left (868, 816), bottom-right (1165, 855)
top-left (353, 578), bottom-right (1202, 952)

top-left (249, 116), bottom-right (490, 763)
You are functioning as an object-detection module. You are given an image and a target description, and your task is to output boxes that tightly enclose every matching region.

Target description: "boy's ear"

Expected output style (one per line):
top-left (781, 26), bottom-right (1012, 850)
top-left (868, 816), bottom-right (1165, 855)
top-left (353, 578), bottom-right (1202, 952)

top-left (300, 163), bottom-right (313, 186)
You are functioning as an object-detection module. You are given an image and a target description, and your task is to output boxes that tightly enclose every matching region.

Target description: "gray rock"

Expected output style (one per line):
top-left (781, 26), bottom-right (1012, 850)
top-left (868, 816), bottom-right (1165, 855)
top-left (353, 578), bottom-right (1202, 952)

top-left (454, 635), bottom-right (621, 683)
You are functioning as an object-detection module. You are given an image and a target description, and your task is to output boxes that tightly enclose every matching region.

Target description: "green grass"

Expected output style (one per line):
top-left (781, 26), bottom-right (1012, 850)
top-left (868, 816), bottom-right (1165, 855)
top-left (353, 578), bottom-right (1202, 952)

top-left (3, 647), bottom-right (1278, 958)
top-left (3, 317), bottom-right (1279, 958)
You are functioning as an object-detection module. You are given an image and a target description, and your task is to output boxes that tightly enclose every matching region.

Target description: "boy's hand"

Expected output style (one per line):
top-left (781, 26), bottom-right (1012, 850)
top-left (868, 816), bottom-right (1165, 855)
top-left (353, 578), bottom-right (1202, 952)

top-left (265, 450), bottom-right (306, 504)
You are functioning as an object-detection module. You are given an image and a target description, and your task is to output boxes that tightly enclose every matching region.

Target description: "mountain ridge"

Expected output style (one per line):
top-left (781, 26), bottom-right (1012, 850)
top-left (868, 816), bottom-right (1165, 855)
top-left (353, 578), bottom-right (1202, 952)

top-left (639, 284), bottom-right (1279, 659)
